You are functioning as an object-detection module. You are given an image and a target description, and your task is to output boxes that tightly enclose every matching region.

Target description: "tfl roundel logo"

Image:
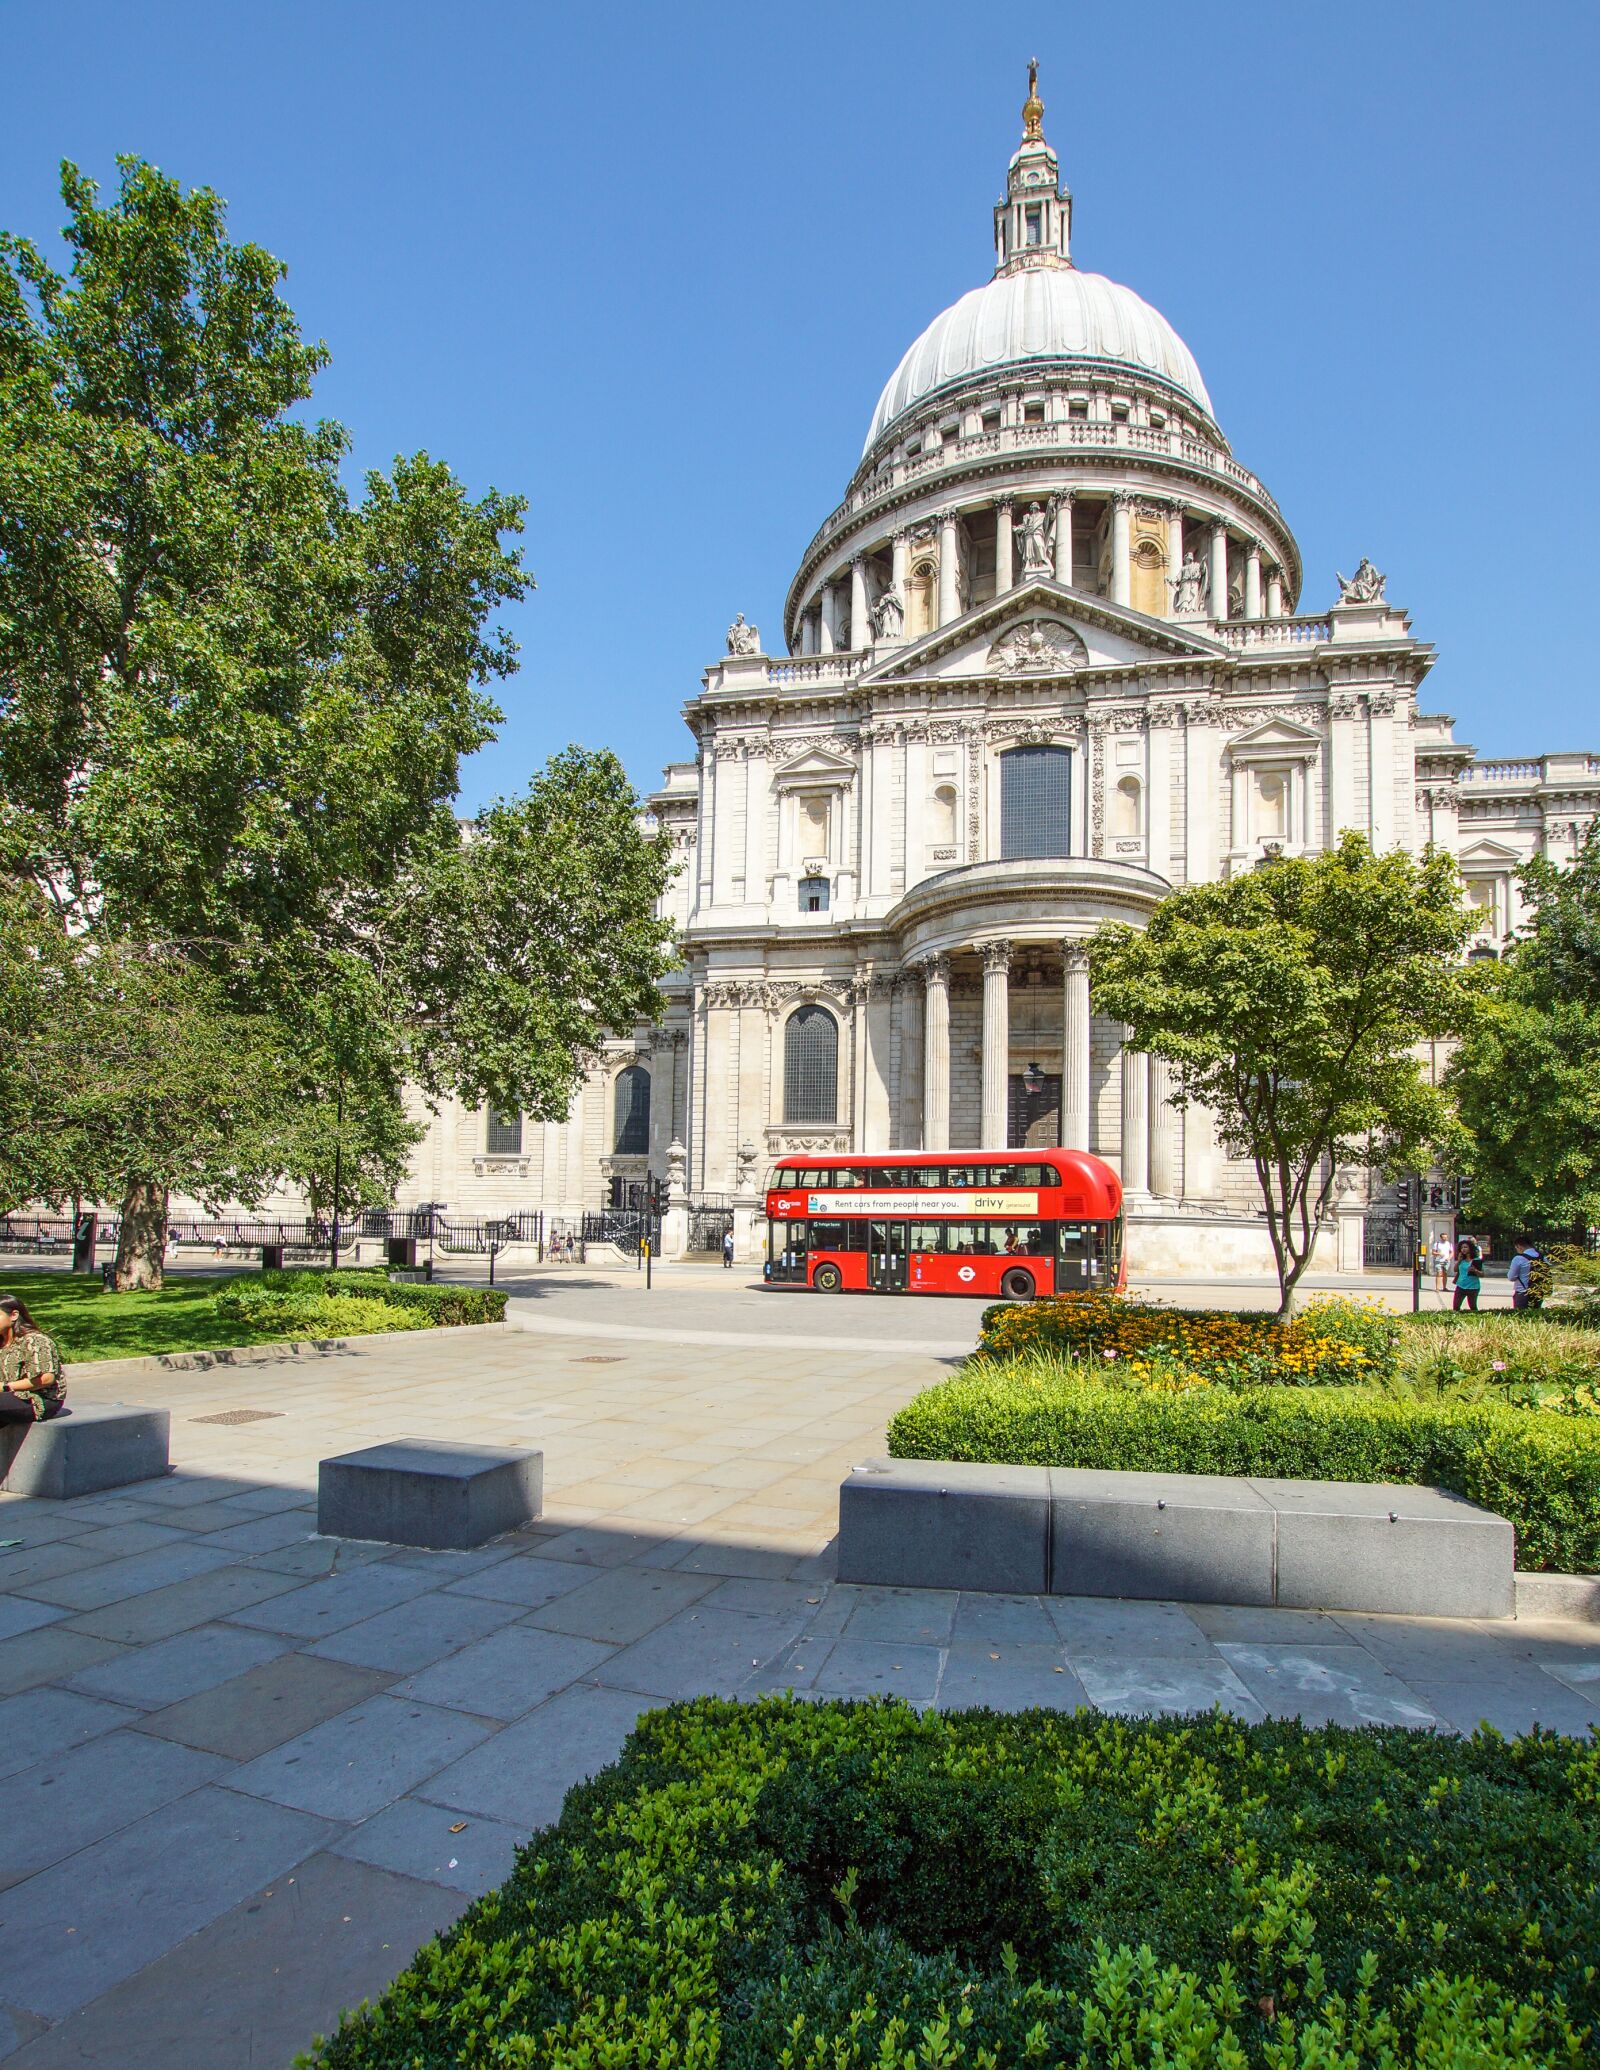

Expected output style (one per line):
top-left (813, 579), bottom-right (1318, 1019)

top-left (957, 1266), bottom-right (976, 1283)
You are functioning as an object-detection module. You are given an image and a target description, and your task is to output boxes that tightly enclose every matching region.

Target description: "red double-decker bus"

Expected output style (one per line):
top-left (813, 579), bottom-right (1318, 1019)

top-left (764, 1150), bottom-right (1125, 1300)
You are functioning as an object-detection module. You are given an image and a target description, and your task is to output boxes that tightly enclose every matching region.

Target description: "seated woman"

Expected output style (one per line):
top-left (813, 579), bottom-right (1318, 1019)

top-left (0, 1295), bottom-right (68, 1426)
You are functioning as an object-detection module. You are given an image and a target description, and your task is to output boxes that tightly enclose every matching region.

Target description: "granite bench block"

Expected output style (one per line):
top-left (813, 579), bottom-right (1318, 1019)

top-left (1254, 1478), bottom-right (1516, 1620)
top-left (1049, 1467), bottom-right (1277, 1606)
top-left (318, 1441), bottom-right (543, 1551)
top-left (1, 1404), bottom-right (171, 1499)
top-left (838, 1458), bottom-right (1050, 1593)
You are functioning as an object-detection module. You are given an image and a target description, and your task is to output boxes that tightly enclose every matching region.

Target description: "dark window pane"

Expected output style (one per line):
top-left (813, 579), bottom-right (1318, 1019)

top-left (613, 1065), bottom-right (650, 1155)
top-left (784, 1007), bottom-right (839, 1124)
top-left (486, 1110), bottom-right (522, 1155)
top-left (1000, 745), bottom-right (1072, 860)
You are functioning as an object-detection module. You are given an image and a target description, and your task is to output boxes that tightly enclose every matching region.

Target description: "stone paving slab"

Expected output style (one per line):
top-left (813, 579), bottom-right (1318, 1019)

top-left (0, 1312), bottom-right (1592, 2066)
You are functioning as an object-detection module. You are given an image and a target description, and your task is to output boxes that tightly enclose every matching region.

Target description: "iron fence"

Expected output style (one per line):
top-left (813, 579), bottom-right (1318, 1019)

top-left (0, 1209), bottom-right (546, 1259)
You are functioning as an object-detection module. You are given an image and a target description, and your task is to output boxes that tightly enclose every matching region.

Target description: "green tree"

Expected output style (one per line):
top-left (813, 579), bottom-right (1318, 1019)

top-left (1, 160), bottom-right (671, 1284)
top-left (1090, 835), bottom-right (1479, 1312)
top-left (1446, 828), bottom-right (1600, 1234)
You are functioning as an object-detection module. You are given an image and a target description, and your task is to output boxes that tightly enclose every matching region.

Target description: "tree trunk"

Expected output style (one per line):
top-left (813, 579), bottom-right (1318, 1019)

top-left (113, 1178), bottom-right (169, 1291)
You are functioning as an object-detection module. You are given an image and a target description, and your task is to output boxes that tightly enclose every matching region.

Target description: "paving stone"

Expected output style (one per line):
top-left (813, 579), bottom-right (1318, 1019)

top-left (128, 1476), bottom-right (243, 1510)
top-left (395, 1625), bottom-right (614, 1719)
top-left (0, 1731), bottom-right (230, 1891)
top-left (1069, 1653), bottom-right (1267, 1722)
top-left (0, 1999), bottom-right (48, 2060)
top-left (0, 1626), bottom-right (126, 1700)
top-left (138, 1654), bottom-right (395, 1760)
top-left (0, 1850), bottom-right (458, 2070)
top-left (64, 1623), bottom-right (293, 1710)
top-left (70, 1522), bottom-right (190, 1559)
top-left (200, 1512), bottom-right (316, 1555)
top-left (0, 1786), bottom-right (331, 2022)
top-left (1215, 1643), bottom-right (1443, 1729)
top-left (65, 1561), bottom-right (304, 1645)
top-left (249, 1538), bottom-right (395, 1578)
top-left (329, 1795), bottom-right (524, 1896)
top-left (949, 1593), bottom-right (1060, 1647)
top-left (308, 1589), bottom-right (522, 1674)
top-left (0, 1599), bottom-right (63, 1644)
top-left (590, 1605), bottom-right (808, 1700)
top-left (1400, 1666), bottom-right (1596, 1738)
top-left (1187, 1603), bottom-right (1350, 1644)
top-left (673, 1540), bottom-right (802, 1581)
top-left (935, 1643), bottom-right (1090, 1713)
top-left (225, 1562), bottom-right (440, 1640)
top-left (524, 1524), bottom-right (674, 1569)
top-left (443, 1553), bottom-right (597, 1609)
top-left (0, 1539), bottom-right (108, 1592)
top-left (523, 1566), bottom-right (716, 1646)
top-left (226, 1694), bottom-right (497, 1821)
top-left (16, 1542), bottom-right (235, 1613)
top-left (0, 1686), bottom-right (139, 1778)
top-left (700, 1576), bottom-right (826, 1617)
top-left (385, 1537), bottom-right (527, 1577)
top-left (809, 1638), bottom-right (944, 1705)
top-left (1047, 1597), bottom-right (1213, 1656)
top-left (418, 1682), bottom-right (665, 1828)
top-left (836, 1586), bottom-right (958, 1646)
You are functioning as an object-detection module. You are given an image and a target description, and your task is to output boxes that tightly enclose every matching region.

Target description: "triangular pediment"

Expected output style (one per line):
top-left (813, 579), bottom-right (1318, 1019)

top-left (1457, 837), bottom-right (1523, 866)
top-left (860, 579), bottom-right (1230, 686)
top-left (1228, 716), bottom-right (1324, 753)
top-left (772, 743), bottom-right (858, 783)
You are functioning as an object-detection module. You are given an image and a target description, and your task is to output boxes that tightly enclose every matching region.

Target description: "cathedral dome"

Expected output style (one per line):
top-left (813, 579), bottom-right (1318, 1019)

top-left (863, 265), bottom-right (1214, 456)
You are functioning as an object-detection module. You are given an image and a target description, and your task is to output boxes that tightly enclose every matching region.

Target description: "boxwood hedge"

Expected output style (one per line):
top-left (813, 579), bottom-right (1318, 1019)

top-left (299, 1698), bottom-right (1598, 2068)
top-left (887, 1371), bottom-right (1600, 1572)
top-left (253, 1268), bottom-right (508, 1327)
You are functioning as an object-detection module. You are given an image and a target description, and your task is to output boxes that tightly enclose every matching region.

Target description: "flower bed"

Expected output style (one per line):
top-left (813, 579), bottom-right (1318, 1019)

top-left (299, 1698), bottom-right (1598, 2069)
top-left (887, 1370), bottom-right (1600, 1572)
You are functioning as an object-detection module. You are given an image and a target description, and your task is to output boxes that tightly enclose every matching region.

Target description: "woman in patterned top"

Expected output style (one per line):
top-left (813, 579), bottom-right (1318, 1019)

top-left (0, 1295), bottom-right (67, 1424)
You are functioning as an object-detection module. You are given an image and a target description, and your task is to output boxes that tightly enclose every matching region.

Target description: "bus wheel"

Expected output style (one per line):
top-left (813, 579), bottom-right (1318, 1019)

top-left (812, 1262), bottom-right (843, 1293)
top-left (1000, 1268), bottom-right (1036, 1301)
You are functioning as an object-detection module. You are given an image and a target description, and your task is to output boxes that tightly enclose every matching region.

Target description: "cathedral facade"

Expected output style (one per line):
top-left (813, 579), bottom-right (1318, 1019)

top-left (401, 72), bottom-right (1598, 1270)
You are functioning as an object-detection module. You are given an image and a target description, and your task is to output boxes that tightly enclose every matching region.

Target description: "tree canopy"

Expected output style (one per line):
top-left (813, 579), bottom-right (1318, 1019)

top-left (0, 158), bottom-right (674, 1281)
top-left (1090, 835), bottom-right (1479, 1311)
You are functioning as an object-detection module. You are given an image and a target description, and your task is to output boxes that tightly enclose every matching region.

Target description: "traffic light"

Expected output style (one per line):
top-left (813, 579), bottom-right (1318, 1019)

top-left (1394, 1179), bottom-right (1414, 1218)
top-left (1456, 1174), bottom-right (1474, 1210)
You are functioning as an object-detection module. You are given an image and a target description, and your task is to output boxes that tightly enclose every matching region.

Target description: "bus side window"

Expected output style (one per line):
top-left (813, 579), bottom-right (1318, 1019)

top-left (809, 1220), bottom-right (846, 1250)
top-left (910, 1223), bottom-right (944, 1253)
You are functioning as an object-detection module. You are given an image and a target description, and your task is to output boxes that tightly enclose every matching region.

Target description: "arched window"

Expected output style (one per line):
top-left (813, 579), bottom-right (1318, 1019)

top-left (907, 558), bottom-right (937, 639)
top-left (1112, 774), bottom-right (1142, 839)
top-left (929, 783), bottom-right (958, 848)
top-left (798, 874), bottom-right (830, 913)
top-left (613, 1064), bottom-right (650, 1155)
top-left (1131, 537), bottom-right (1167, 617)
top-left (1253, 769), bottom-right (1287, 839)
top-left (1000, 745), bottom-right (1072, 860)
top-left (784, 1005), bottom-right (838, 1124)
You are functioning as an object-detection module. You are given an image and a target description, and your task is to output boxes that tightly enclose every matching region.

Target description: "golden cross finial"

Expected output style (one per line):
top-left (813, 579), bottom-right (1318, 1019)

top-left (1022, 57), bottom-right (1044, 141)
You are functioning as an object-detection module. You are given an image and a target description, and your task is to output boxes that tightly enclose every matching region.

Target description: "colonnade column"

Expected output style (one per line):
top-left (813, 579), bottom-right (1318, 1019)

top-left (1149, 1056), bottom-right (1178, 1199)
top-left (1244, 544), bottom-right (1263, 620)
top-left (980, 941), bottom-right (1012, 1147)
top-left (921, 953), bottom-right (950, 1152)
top-left (1266, 569), bottom-right (1284, 618)
top-left (891, 529), bottom-right (910, 611)
top-left (1053, 492), bottom-right (1074, 584)
top-left (819, 580), bottom-right (838, 654)
top-left (1120, 1036), bottom-right (1150, 1197)
top-left (1060, 943), bottom-right (1091, 1151)
top-left (1209, 521), bottom-right (1230, 621)
top-left (849, 556), bottom-right (869, 650)
top-left (799, 611), bottom-right (816, 656)
top-left (995, 499), bottom-right (1014, 593)
top-left (1111, 493), bottom-right (1133, 608)
top-left (1165, 505), bottom-right (1186, 614)
top-left (937, 510), bottom-right (960, 626)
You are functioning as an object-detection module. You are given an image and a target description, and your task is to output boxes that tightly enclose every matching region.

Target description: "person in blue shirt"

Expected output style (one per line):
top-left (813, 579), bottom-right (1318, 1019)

top-left (1506, 1244), bottom-right (1538, 1311)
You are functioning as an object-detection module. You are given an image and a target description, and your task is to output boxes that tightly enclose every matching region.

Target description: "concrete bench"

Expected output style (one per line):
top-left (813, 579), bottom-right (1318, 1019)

top-left (0, 1403), bottom-right (171, 1499)
top-left (318, 1439), bottom-right (543, 1550)
top-left (839, 1460), bottom-right (1515, 1620)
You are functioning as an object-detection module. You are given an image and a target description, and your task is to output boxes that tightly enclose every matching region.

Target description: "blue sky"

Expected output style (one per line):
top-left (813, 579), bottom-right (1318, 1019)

top-left (3, 0), bottom-right (1594, 807)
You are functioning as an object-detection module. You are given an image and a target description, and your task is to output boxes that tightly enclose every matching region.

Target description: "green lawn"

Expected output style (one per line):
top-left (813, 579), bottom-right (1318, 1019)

top-left (2, 1268), bottom-right (299, 1363)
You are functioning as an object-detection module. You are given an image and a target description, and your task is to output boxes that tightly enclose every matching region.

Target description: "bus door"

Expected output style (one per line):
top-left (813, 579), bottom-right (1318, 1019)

top-left (867, 1220), bottom-right (909, 1291)
top-left (1054, 1222), bottom-right (1097, 1293)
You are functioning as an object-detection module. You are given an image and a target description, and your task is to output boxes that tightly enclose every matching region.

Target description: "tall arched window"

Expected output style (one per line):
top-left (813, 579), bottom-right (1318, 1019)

top-left (907, 558), bottom-right (937, 639)
top-left (1112, 774), bottom-right (1142, 839)
top-left (783, 1005), bottom-right (838, 1124)
top-left (1000, 745), bottom-right (1072, 860)
top-left (613, 1064), bottom-right (650, 1155)
top-left (1131, 537), bottom-right (1167, 616)
top-left (929, 783), bottom-right (958, 848)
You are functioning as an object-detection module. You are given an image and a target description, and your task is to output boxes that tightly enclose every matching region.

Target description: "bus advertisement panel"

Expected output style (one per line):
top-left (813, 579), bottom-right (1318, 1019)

top-left (763, 1152), bottom-right (1124, 1300)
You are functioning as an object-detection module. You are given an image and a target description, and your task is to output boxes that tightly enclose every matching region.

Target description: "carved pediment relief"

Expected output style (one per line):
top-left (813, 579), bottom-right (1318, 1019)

top-left (985, 617), bottom-right (1090, 677)
top-left (772, 744), bottom-right (858, 786)
top-left (1227, 715), bottom-right (1323, 761)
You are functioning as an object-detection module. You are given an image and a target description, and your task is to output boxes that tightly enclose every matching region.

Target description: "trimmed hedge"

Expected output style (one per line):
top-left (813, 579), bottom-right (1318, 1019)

top-left (210, 1287), bottom-right (434, 1339)
top-left (253, 1267), bottom-right (508, 1327)
top-left (299, 1698), bottom-right (1598, 2068)
top-left (977, 1292), bottom-right (1402, 1384)
top-left (887, 1371), bottom-right (1600, 1572)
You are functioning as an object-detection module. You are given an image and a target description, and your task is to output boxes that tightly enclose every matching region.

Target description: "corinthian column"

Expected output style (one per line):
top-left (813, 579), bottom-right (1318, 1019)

top-left (1149, 1056), bottom-right (1178, 1198)
top-left (1120, 1035), bottom-right (1150, 1197)
top-left (1111, 494), bottom-right (1133, 608)
top-left (1060, 942), bottom-right (1091, 1151)
top-left (995, 499), bottom-right (1014, 593)
top-left (937, 511), bottom-right (960, 625)
top-left (1053, 492), bottom-right (1074, 584)
top-left (980, 940), bottom-right (1012, 1147)
top-left (849, 556), bottom-right (869, 650)
top-left (1209, 521), bottom-right (1229, 621)
top-left (921, 953), bottom-right (950, 1152)
top-left (819, 580), bottom-right (838, 654)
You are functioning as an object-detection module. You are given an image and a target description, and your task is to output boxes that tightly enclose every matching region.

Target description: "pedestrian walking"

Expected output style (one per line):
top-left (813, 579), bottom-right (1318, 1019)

top-left (1431, 1233), bottom-right (1453, 1294)
top-left (722, 1228), bottom-right (735, 1269)
top-left (1452, 1240), bottom-right (1482, 1314)
top-left (1506, 1243), bottom-right (1537, 1311)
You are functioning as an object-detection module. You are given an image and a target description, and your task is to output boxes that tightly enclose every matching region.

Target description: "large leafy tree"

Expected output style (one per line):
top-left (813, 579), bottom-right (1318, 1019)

top-left (0, 159), bottom-right (673, 1283)
top-left (1090, 834), bottom-right (1479, 1312)
top-left (1446, 828), bottom-right (1600, 1234)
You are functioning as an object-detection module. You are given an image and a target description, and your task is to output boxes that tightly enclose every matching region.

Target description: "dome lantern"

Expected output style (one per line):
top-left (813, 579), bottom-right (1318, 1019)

top-left (994, 58), bottom-right (1072, 277)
